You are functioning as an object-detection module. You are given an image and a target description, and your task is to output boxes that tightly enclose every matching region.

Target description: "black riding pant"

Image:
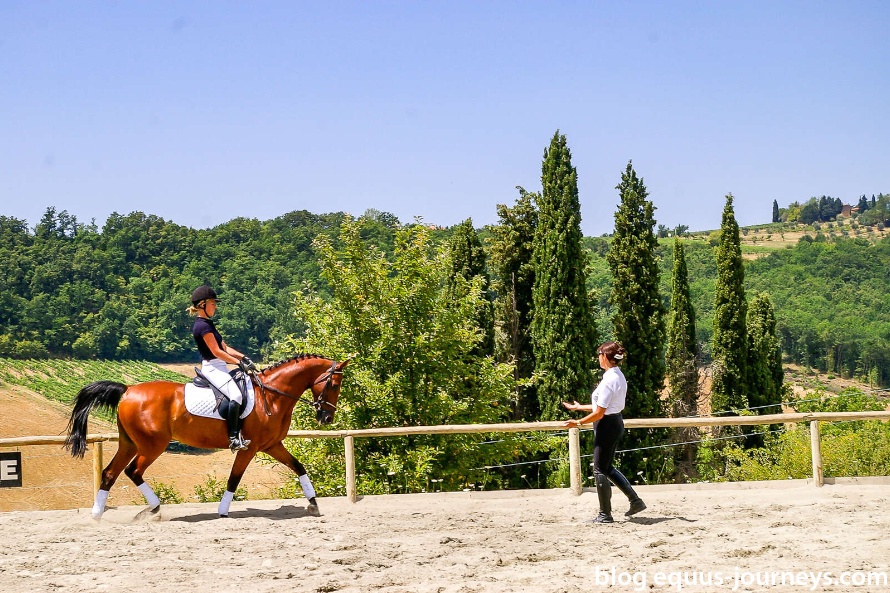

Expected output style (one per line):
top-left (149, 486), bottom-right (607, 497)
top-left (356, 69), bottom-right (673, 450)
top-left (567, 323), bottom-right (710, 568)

top-left (592, 413), bottom-right (624, 476)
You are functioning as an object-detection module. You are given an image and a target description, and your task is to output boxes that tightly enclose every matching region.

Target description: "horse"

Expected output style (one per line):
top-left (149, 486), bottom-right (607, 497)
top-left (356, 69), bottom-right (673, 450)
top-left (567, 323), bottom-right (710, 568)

top-left (65, 353), bottom-right (348, 519)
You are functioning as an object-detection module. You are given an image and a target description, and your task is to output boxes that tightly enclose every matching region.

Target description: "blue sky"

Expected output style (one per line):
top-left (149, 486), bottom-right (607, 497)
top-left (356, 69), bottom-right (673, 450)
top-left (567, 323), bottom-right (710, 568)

top-left (2, 2), bottom-right (887, 236)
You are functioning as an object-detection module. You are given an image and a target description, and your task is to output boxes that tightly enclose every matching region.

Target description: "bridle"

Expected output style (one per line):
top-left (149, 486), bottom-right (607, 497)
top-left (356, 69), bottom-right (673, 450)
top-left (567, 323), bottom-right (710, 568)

top-left (249, 361), bottom-right (342, 417)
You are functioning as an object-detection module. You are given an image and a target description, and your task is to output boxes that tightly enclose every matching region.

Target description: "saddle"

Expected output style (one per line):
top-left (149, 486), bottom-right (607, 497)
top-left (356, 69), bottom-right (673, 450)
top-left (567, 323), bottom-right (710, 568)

top-left (192, 367), bottom-right (253, 415)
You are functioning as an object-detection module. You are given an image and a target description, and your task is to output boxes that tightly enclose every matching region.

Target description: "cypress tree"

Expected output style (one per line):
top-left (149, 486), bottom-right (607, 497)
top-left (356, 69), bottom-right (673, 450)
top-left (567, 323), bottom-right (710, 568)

top-left (772, 199), bottom-right (780, 223)
top-left (607, 162), bottom-right (667, 481)
top-left (531, 131), bottom-right (598, 420)
top-left (857, 195), bottom-right (869, 213)
top-left (666, 239), bottom-right (698, 411)
top-left (746, 292), bottom-right (784, 412)
top-left (711, 194), bottom-right (749, 413)
top-left (489, 187), bottom-right (538, 419)
top-left (446, 218), bottom-right (495, 356)
top-left (665, 239), bottom-right (699, 479)
top-left (608, 162), bottom-right (666, 411)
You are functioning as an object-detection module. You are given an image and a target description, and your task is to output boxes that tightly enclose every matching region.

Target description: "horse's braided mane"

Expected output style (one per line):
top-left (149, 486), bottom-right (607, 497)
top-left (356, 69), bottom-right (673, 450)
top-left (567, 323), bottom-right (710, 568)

top-left (260, 353), bottom-right (328, 373)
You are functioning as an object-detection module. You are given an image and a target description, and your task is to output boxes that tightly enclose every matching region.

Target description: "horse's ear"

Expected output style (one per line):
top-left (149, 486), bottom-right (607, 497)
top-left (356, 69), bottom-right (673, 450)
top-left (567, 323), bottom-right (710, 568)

top-left (336, 355), bottom-right (354, 370)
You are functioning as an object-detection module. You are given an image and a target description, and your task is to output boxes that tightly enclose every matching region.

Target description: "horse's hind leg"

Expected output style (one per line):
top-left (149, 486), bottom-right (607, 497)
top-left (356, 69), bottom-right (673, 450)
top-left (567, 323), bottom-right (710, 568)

top-left (122, 444), bottom-right (168, 513)
top-left (91, 435), bottom-right (138, 520)
top-left (264, 442), bottom-right (320, 516)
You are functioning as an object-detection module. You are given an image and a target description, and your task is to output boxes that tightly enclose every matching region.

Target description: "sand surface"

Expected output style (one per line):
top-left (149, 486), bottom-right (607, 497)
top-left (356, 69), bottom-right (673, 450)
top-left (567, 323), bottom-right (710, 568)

top-left (1, 480), bottom-right (888, 593)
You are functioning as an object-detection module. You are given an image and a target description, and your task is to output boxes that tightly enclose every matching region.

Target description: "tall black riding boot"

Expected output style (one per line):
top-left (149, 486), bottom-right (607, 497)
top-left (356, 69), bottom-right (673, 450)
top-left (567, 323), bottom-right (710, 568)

top-left (592, 473), bottom-right (614, 523)
top-left (607, 467), bottom-right (647, 516)
top-left (225, 400), bottom-right (250, 451)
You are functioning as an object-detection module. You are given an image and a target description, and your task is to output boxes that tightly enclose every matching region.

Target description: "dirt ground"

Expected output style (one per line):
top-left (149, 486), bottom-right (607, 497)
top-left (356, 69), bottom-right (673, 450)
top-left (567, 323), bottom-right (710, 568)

top-left (0, 383), bottom-right (293, 512)
top-left (1, 481), bottom-right (888, 593)
top-left (3, 364), bottom-right (890, 591)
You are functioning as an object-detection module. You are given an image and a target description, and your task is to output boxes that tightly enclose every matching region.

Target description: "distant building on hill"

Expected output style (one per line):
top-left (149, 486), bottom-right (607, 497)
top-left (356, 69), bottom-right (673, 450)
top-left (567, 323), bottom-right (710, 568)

top-left (839, 204), bottom-right (859, 218)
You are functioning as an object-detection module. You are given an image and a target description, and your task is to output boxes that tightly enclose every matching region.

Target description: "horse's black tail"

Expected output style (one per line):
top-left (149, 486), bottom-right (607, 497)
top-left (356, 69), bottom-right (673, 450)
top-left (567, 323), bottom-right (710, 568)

top-left (65, 381), bottom-right (127, 459)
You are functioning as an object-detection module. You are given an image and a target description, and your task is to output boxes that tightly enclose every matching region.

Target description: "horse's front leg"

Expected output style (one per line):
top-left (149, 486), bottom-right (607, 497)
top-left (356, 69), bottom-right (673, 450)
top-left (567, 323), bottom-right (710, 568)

top-left (264, 442), bottom-right (320, 516)
top-left (218, 450), bottom-right (254, 518)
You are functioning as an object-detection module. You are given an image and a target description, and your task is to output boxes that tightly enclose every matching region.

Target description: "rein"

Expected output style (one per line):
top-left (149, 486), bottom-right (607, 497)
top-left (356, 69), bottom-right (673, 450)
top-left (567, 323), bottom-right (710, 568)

top-left (248, 361), bottom-right (342, 417)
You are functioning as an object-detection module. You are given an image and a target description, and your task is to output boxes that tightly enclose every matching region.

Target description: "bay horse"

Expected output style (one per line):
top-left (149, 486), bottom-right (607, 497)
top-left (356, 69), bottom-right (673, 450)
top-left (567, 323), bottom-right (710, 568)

top-left (65, 354), bottom-right (348, 519)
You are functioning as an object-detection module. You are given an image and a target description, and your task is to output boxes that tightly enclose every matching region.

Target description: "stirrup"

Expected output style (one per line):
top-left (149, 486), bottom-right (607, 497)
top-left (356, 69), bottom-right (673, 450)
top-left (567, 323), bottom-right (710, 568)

top-left (229, 436), bottom-right (250, 451)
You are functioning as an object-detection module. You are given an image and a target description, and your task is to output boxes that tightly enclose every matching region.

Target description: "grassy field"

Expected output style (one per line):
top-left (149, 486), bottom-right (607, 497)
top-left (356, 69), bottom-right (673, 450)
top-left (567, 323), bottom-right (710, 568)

top-left (0, 358), bottom-right (190, 422)
top-left (680, 218), bottom-right (890, 259)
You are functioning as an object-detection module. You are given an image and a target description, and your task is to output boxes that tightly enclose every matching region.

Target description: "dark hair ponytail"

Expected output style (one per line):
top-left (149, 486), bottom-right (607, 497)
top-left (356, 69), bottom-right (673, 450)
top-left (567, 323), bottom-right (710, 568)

top-left (597, 341), bottom-right (627, 365)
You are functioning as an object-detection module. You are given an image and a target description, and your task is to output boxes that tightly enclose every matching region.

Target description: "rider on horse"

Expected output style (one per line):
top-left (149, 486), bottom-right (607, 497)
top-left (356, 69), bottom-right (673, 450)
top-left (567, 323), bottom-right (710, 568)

top-left (189, 285), bottom-right (257, 451)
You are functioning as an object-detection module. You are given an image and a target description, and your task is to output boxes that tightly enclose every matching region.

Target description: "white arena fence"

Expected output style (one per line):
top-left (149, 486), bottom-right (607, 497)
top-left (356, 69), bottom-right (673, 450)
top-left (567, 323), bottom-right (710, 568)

top-left (2, 411), bottom-right (889, 509)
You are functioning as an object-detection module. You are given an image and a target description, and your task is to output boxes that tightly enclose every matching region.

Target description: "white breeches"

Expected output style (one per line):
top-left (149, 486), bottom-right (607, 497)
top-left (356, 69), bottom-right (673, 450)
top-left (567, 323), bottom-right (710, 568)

top-left (202, 359), bottom-right (243, 404)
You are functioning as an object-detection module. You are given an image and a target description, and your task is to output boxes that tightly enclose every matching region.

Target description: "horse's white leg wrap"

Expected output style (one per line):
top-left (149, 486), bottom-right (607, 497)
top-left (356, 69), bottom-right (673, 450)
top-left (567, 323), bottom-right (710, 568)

top-left (299, 474), bottom-right (316, 500)
top-left (138, 482), bottom-right (161, 509)
top-left (218, 490), bottom-right (235, 517)
top-left (91, 489), bottom-right (110, 519)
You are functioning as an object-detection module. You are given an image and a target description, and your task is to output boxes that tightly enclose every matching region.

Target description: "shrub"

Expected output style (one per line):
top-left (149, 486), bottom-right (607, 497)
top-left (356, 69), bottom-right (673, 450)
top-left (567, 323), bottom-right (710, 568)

top-left (150, 480), bottom-right (184, 504)
top-left (697, 390), bottom-right (890, 482)
top-left (194, 473), bottom-right (247, 503)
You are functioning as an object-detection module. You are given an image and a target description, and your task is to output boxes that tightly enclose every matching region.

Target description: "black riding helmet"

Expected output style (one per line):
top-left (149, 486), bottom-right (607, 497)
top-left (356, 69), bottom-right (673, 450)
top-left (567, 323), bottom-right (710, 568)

top-left (191, 285), bottom-right (219, 306)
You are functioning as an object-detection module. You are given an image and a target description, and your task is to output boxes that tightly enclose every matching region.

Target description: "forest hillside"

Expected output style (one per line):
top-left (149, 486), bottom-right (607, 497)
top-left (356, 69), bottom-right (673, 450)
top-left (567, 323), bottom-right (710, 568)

top-left (1, 206), bottom-right (888, 387)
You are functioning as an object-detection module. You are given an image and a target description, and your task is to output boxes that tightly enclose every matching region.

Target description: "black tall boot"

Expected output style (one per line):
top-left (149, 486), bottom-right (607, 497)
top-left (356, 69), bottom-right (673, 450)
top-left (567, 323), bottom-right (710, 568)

top-left (608, 467), bottom-right (647, 516)
top-left (592, 473), bottom-right (614, 523)
top-left (225, 399), bottom-right (250, 451)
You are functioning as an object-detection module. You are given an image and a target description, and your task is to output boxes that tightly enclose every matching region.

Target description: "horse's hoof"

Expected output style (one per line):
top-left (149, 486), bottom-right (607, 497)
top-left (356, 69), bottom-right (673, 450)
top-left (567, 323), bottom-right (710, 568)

top-left (306, 504), bottom-right (321, 517)
top-left (135, 505), bottom-right (161, 521)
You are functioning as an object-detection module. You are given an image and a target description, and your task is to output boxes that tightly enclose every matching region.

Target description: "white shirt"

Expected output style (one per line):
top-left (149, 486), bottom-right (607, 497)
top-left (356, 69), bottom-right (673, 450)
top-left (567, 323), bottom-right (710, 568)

top-left (591, 367), bottom-right (627, 415)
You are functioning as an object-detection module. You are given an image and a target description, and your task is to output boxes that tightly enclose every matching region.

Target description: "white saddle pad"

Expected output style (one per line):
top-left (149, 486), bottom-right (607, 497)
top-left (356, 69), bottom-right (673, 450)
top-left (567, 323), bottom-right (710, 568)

top-left (184, 382), bottom-right (255, 420)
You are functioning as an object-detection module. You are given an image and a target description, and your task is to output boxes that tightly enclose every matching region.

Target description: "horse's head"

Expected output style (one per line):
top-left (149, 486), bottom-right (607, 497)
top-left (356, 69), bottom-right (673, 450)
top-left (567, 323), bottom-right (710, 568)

top-left (256, 354), bottom-right (351, 425)
top-left (309, 359), bottom-right (349, 425)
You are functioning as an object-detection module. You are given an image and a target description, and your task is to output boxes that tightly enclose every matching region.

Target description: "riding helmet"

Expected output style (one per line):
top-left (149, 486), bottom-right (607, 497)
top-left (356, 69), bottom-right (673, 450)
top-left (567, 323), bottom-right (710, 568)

top-left (191, 285), bottom-right (219, 305)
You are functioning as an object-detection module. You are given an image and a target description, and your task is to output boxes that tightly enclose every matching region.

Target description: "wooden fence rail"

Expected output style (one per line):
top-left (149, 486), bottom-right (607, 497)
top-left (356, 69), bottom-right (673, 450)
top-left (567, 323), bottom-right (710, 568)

top-left (2, 411), bottom-right (889, 505)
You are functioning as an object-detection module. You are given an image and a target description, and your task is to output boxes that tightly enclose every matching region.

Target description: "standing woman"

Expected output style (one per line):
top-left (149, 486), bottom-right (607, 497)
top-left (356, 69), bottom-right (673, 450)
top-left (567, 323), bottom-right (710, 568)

top-left (188, 285), bottom-right (256, 451)
top-left (564, 341), bottom-right (646, 523)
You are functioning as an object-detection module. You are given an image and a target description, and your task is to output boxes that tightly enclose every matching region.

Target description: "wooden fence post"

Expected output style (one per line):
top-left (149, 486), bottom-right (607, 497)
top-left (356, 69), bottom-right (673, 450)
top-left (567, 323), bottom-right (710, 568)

top-left (92, 440), bottom-right (103, 494)
top-left (810, 420), bottom-right (823, 487)
top-left (568, 427), bottom-right (581, 495)
top-left (344, 435), bottom-right (357, 503)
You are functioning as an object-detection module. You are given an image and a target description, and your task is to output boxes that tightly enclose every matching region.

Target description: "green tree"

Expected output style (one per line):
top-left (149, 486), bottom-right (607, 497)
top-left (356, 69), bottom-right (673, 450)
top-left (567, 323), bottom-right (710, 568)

top-left (665, 239), bottom-right (700, 480)
top-left (531, 131), bottom-right (598, 420)
top-left (859, 193), bottom-right (890, 227)
top-left (772, 199), bottom-right (780, 223)
top-left (446, 219), bottom-right (495, 356)
top-left (746, 292), bottom-right (785, 411)
top-left (711, 194), bottom-right (749, 413)
top-left (488, 187), bottom-right (539, 420)
top-left (274, 217), bottom-right (530, 495)
top-left (607, 162), bottom-right (667, 481)
top-left (857, 195), bottom-right (869, 213)
top-left (799, 199), bottom-right (820, 225)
